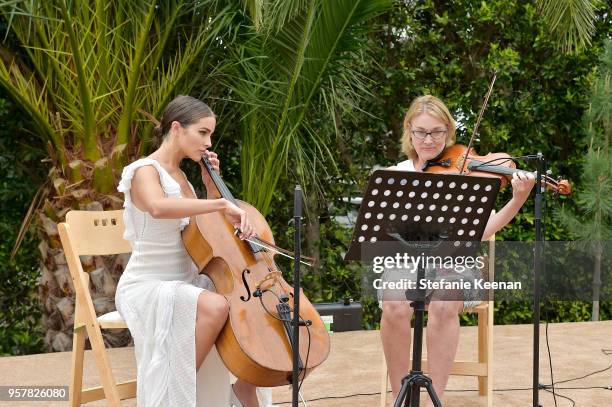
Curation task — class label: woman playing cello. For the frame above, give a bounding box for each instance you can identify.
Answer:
[115,95,267,406]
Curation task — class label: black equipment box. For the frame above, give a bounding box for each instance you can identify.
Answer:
[314,300,362,332]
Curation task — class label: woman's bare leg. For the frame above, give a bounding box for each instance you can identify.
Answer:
[422,300,463,407]
[195,291,229,370]
[380,300,414,399]
[232,380,259,407]
[194,291,259,406]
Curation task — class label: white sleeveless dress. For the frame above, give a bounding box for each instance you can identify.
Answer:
[115,158,272,407]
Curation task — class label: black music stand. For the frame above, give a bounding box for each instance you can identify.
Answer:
[346,170,500,406]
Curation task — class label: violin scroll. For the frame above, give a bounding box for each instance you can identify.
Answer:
[541,176,572,195]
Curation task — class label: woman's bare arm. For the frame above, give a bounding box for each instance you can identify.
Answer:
[130,165,229,219]
[482,171,535,240]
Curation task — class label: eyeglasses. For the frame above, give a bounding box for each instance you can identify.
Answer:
[411,128,447,141]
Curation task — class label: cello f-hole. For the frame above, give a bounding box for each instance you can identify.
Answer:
[240,269,252,302]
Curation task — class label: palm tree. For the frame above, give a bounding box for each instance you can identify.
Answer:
[1,0,394,351]
[537,0,599,54]
[0,0,237,351]
[213,0,393,301]
[219,0,393,215]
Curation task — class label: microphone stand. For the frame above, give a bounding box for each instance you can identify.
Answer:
[292,185,302,407]
[533,153,544,407]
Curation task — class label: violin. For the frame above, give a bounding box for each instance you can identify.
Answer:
[182,155,330,386]
[423,72,571,195]
[423,144,572,195]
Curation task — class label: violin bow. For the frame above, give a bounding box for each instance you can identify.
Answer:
[460,71,498,175]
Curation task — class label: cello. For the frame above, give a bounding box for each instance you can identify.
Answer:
[182,155,330,386]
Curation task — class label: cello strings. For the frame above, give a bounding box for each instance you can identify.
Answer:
[257,289,313,386]
[257,247,313,377]
[244,237,313,266]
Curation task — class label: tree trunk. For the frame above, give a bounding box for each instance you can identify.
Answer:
[591,241,602,321]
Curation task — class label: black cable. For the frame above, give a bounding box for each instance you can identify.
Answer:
[542,177,559,406]
[297,323,311,393]
[257,289,291,323]
[494,384,612,392]
[537,176,605,407]
[552,359,612,386]
[544,309,559,406]
[543,387,576,407]
[544,385,612,390]
[273,383,612,405]
[274,391,386,404]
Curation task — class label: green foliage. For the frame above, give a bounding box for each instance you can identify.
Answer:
[537,0,599,54]
[2,1,612,356]
[495,300,611,324]
[215,0,393,215]
[554,38,611,319]
[557,39,612,244]
[0,0,236,191]
[0,95,46,355]
[253,0,612,327]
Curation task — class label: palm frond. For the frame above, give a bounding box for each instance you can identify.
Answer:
[0,0,234,192]
[537,0,598,54]
[225,0,392,214]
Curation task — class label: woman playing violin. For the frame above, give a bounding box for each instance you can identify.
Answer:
[380,95,535,405]
[115,95,267,406]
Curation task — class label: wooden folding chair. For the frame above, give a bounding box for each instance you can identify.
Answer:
[58,210,135,406]
[380,233,496,407]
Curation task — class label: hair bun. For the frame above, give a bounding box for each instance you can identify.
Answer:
[152,123,163,146]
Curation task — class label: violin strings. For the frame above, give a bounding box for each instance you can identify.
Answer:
[469,155,560,186]
[481,156,562,188]
[470,156,517,168]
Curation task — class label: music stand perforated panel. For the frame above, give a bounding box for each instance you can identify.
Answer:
[345,170,500,261]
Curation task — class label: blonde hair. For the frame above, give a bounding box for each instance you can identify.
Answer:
[401,95,456,160]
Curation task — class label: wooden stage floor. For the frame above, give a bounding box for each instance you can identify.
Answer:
[0,321,610,406]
